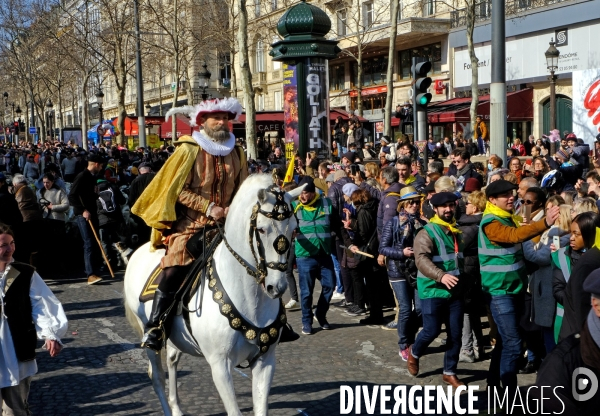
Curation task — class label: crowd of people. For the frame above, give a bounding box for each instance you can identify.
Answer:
[2,102,600,412]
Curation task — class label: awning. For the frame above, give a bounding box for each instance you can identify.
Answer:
[232,110,367,134]
[157,115,195,139]
[424,88,534,124]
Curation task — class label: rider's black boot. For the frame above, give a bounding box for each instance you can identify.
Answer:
[141,288,176,352]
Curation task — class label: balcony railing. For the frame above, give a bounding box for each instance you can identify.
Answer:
[451,0,569,28]
[252,72,267,88]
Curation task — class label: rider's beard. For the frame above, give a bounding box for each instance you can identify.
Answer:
[203,124,231,142]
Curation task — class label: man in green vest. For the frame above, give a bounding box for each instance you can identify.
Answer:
[407,192,467,387]
[292,177,351,335]
[478,179,560,389]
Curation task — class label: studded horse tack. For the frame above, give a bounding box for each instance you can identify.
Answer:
[207,258,286,365]
[217,185,294,284]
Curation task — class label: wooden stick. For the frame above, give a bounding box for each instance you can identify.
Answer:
[87,219,115,278]
[339,245,375,258]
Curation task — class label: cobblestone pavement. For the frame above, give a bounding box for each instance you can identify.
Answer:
[30,272,537,416]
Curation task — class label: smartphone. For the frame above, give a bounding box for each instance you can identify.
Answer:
[522,204,531,221]
[350,164,358,176]
[553,235,560,250]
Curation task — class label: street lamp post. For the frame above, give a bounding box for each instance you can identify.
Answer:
[198,62,212,101]
[15,105,21,145]
[545,38,560,154]
[46,99,54,141]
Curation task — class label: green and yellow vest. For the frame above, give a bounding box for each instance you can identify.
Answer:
[292,197,333,258]
[417,223,464,299]
[478,214,527,295]
[551,247,571,343]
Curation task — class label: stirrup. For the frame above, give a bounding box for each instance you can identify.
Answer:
[141,326,164,352]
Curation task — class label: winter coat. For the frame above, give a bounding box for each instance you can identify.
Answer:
[457,213,482,283]
[37,187,70,222]
[376,182,405,235]
[560,246,600,341]
[96,181,126,227]
[522,227,570,327]
[14,185,42,222]
[327,176,353,219]
[23,162,40,180]
[0,184,23,226]
[553,247,582,307]
[379,211,426,281]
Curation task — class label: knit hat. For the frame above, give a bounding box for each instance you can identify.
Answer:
[298,176,316,193]
[325,173,335,183]
[555,148,571,161]
[464,177,482,192]
[334,170,347,182]
[342,183,359,197]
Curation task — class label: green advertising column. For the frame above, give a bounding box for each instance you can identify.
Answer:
[270,0,340,161]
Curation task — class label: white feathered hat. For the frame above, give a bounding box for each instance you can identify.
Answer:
[165,97,243,127]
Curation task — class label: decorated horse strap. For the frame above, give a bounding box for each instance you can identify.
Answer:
[206,258,286,368]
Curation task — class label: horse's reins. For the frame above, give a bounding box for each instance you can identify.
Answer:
[216,185,293,285]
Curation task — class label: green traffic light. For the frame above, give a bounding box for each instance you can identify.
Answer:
[419,96,429,105]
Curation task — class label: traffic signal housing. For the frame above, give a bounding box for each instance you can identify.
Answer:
[412,61,432,108]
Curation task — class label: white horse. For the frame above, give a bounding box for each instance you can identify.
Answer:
[124,174,303,416]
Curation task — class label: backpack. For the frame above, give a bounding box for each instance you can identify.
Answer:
[97,186,117,214]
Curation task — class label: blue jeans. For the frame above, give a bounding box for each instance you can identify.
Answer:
[477,137,485,155]
[331,252,343,293]
[76,216,98,277]
[390,280,422,350]
[486,294,523,389]
[296,256,335,327]
[411,297,464,375]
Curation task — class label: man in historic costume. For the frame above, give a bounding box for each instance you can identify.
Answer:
[132,97,248,352]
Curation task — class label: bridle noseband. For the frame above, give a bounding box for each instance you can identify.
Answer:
[219,185,293,285]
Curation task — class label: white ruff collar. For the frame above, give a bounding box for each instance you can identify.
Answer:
[191,130,236,156]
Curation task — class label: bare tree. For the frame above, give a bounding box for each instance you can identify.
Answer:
[238,0,257,158]
[384,0,400,136]
[465,0,479,139]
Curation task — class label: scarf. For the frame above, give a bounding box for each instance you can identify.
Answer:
[457,164,471,178]
[483,201,522,227]
[404,175,416,185]
[191,130,235,156]
[294,193,320,213]
[593,227,600,249]
[430,214,461,234]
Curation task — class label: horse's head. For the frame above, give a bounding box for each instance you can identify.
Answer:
[226,174,304,299]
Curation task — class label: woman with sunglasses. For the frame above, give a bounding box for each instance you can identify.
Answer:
[378,186,426,360]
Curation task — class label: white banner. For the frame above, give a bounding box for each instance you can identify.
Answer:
[573,69,600,145]
[454,22,600,89]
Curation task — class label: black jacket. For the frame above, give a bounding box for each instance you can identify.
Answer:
[68,169,98,217]
[0,183,23,226]
[553,248,582,306]
[458,214,482,304]
[96,181,126,227]
[379,212,426,281]
[560,247,600,341]
[349,198,378,254]
[128,172,155,209]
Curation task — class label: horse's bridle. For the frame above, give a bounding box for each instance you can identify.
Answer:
[218,185,293,285]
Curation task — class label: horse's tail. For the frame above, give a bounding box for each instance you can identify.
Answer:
[123,277,144,338]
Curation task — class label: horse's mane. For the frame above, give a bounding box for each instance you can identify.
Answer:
[227,174,274,228]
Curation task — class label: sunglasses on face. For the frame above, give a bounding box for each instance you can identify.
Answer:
[407,200,419,206]
[523,199,536,205]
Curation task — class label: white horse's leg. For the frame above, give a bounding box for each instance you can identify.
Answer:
[146,349,172,416]
[208,357,243,416]
[166,343,184,416]
[251,348,276,416]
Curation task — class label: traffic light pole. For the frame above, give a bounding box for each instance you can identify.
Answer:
[412,57,431,165]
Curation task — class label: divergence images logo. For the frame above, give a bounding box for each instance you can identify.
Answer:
[555,29,568,46]
[572,367,598,402]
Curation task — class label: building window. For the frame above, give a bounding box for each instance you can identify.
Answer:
[337,9,347,36]
[518,0,532,10]
[363,2,374,28]
[274,90,282,110]
[350,55,388,87]
[257,94,265,111]
[423,0,435,16]
[329,64,345,91]
[477,0,491,18]
[397,1,403,21]
[271,0,277,12]
[255,0,261,17]
[219,52,231,88]
[255,39,265,72]
[397,43,443,80]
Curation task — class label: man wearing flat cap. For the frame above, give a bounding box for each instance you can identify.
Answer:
[478,179,560,390]
[133,98,247,351]
[408,192,467,387]
[292,176,351,335]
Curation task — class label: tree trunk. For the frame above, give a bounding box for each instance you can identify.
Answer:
[82,86,89,150]
[172,0,179,140]
[238,0,256,159]
[466,0,479,142]
[116,47,127,145]
[355,1,363,117]
[384,0,400,136]
[230,48,237,98]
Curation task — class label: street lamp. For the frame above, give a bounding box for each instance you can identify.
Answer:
[96,88,104,124]
[15,105,21,144]
[46,99,54,141]
[198,62,212,101]
[545,38,560,153]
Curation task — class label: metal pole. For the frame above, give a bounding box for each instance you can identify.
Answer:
[549,72,556,130]
[134,0,146,148]
[490,0,507,167]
